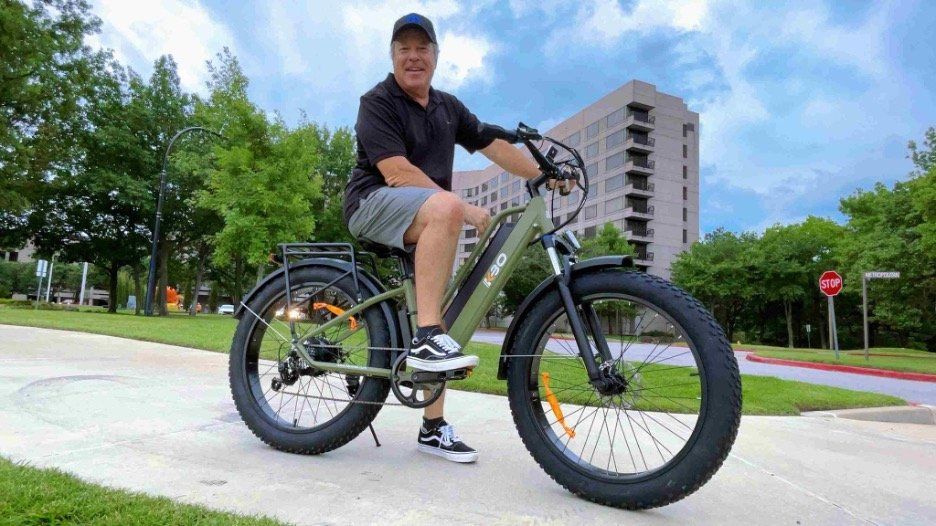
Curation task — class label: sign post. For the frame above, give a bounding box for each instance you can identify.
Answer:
[862,271,900,361]
[819,270,843,359]
[805,324,812,348]
[78,262,89,306]
[34,259,49,310]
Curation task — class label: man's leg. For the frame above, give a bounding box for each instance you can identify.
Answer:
[402,191,463,326]
[402,192,461,420]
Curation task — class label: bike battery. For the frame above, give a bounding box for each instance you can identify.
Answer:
[443,222,515,328]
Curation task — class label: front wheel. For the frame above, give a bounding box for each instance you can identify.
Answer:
[506,269,741,509]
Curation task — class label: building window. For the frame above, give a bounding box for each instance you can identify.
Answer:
[605,196,624,213]
[605,173,624,192]
[683,186,688,200]
[683,165,688,179]
[481,196,487,205]
[605,152,625,171]
[481,183,488,192]
[500,172,509,184]
[584,205,597,220]
[683,144,688,158]
[586,121,599,139]
[566,131,581,147]
[500,187,507,199]
[8,251,18,262]
[586,163,598,178]
[500,202,508,211]
[566,212,578,223]
[490,192,496,202]
[512,180,520,193]
[490,207,497,215]
[605,129,625,150]
[488,176,498,187]
[683,229,688,243]
[585,142,599,159]
[464,243,476,252]
[566,190,580,206]
[683,207,688,221]
[583,225,597,238]
[511,197,519,206]
[683,123,695,137]
[466,228,477,238]
[606,108,625,128]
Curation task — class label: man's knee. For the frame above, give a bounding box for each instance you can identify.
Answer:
[422,191,464,228]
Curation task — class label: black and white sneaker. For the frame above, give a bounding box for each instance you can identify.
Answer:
[417,421,478,463]
[407,329,479,372]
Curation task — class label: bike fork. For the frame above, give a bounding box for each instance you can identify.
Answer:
[544,236,611,382]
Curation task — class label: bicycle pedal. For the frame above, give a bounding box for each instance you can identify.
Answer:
[411,368,471,383]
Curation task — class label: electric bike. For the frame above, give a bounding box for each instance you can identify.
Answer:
[229,123,742,509]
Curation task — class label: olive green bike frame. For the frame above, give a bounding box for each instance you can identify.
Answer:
[284,195,553,380]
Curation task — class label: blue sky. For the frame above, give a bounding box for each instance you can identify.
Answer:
[87,0,936,234]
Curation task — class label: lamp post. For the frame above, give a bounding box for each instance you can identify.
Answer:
[144,126,224,316]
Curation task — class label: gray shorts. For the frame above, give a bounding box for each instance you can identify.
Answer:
[347,186,439,251]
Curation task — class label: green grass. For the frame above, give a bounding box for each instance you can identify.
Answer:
[0,307,907,415]
[737,344,936,375]
[0,457,285,526]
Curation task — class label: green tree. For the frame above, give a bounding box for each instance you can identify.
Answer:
[0,0,102,219]
[671,229,759,341]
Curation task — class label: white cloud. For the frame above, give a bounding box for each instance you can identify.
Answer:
[551,0,708,48]
[435,32,494,90]
[90,0,237,93]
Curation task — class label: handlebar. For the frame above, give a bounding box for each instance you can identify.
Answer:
[480,121,589,236]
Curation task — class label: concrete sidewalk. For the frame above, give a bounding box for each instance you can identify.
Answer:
[2,325,935,525]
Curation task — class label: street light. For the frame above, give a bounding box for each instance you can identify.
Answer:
[144,126,225,316]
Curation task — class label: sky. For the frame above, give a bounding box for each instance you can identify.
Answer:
[86,0,936,234]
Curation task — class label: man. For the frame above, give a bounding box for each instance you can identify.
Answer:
[343,13,546,463]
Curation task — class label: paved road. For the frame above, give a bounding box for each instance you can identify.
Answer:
[470,329,936,405]
[2,325,935,525]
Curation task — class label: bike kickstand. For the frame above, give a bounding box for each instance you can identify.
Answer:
[368,423,381,447]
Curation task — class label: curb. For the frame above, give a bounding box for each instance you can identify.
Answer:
[746,353,936,383]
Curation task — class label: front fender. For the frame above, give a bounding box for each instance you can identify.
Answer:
[495,255,633,379]
[234,258,403,352]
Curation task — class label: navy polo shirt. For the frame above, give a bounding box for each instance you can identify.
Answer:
[342,73,494,223]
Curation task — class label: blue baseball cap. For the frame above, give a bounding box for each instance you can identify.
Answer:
[391,13,437,44]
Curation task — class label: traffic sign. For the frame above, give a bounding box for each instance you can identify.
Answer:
[864,271,899,279]
[819,270,843,297]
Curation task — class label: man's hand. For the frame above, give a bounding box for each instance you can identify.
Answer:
[547,177,578,195]
[463,204,491,233]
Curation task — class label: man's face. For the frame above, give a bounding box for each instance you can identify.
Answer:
[391,28,436,94]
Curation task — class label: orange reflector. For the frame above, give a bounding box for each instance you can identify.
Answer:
[541,372,575,439]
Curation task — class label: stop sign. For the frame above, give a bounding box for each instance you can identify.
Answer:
[819,270,843,296]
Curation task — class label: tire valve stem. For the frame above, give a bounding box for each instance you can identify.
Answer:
[541,372,575,439]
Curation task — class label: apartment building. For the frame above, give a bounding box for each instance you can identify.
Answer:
[452,80,699,279]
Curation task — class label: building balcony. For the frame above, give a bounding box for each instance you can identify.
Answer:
[623,204,654,221]
[625,228,654,244]
[633,250,654,266]
[625,135,655,154]
[623,181,654,198]
[625,112,655,132]
[625,158,655,175]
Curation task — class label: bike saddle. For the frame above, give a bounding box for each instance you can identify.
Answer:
[357,239,411,260]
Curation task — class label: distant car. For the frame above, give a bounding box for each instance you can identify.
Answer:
[218,304,235,315]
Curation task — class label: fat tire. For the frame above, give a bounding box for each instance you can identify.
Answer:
[229,265,392,455]
[506,269,741,509]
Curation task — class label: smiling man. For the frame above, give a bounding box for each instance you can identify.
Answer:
[342,13,542,463]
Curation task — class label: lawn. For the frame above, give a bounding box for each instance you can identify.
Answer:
[0,307,907,415]
[738,344,936,375]
[0,457,284,526]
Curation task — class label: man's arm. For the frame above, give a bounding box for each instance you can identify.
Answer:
[479,139,540,179]
[375,156,444,189]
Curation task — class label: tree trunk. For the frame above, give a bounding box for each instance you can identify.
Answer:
[233,256,244,306]
[132,265,142,315]
[156,238,169,316]
[189,250,205,316]
[255,262,265,285]
[107,264,119,313]
[819,317,828,350]
[784,300,794,348]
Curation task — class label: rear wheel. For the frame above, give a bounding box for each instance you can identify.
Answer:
[229,265,392,454]
[506,269,741,509]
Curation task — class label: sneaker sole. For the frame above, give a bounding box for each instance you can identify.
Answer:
[417,443,478,463]
[406,355,479,372]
